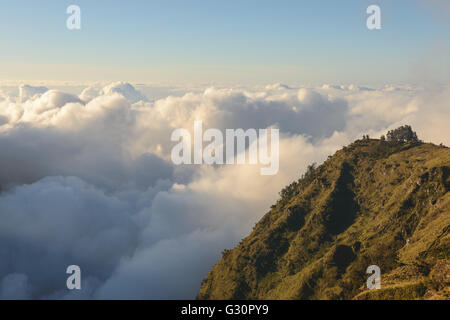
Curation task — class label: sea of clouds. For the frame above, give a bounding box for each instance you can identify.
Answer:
[0,81,448,299]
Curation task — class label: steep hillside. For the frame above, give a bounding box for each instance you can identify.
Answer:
[198,139,450,300]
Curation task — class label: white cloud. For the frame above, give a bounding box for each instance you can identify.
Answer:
[19,84,48,103]
[0,81,448,299]
[100,82,147,104]
[79,86,100,103]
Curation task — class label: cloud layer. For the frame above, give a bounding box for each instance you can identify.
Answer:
[0,81,448,299]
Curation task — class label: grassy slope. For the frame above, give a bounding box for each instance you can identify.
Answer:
[198,140,450,300]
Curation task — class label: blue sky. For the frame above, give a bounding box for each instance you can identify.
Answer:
[0,0,448,84]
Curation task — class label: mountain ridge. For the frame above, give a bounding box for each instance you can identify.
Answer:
[198,137,450,300]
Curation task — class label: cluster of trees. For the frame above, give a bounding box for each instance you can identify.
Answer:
[278,163,317,200]
[380,125,419,143]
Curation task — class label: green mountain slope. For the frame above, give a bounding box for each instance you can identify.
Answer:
[198,139,450,300]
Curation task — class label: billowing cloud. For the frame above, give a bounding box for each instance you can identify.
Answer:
[0,81,448,299]
[19,84,48,103]
[100,82,148,104]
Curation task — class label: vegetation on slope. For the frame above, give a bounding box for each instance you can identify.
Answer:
[198,129,450,300]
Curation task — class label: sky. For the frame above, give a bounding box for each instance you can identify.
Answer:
[0,0,449,84]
